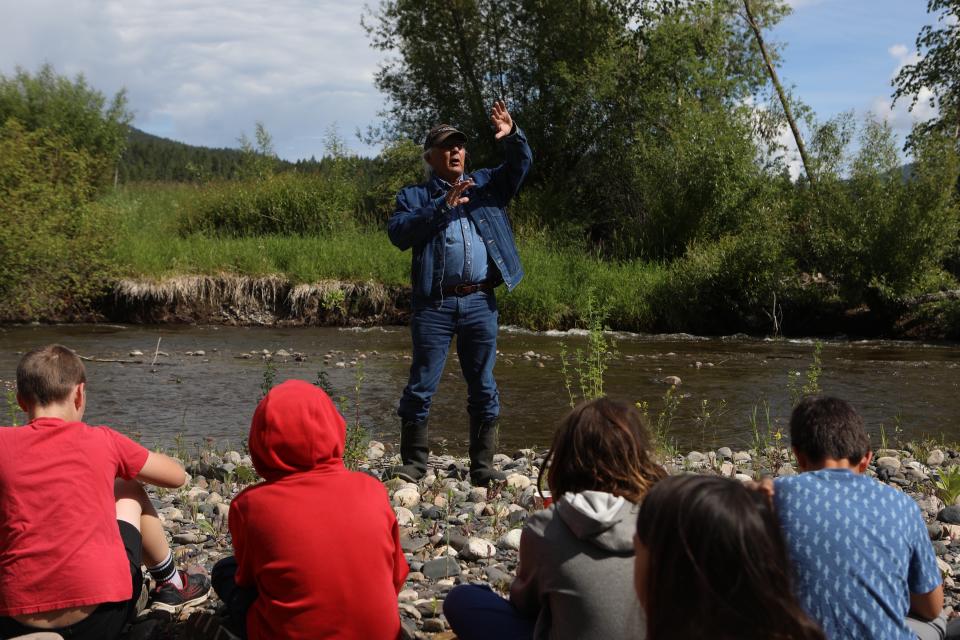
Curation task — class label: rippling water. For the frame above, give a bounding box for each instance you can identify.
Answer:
[1,324,959,453]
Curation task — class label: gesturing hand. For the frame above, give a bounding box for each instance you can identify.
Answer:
[490,100,513,140]
[445,179,475,208]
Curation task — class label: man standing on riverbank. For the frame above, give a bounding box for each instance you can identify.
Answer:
[386,101,532,486]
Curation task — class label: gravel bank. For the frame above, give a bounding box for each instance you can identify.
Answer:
[121,441,960,639]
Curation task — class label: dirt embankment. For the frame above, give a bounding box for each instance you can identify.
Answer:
[104,275,412,326]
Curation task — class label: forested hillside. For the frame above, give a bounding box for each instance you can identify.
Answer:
[119,127,257,182]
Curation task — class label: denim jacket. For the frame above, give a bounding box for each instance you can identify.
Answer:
[387,127,532,303]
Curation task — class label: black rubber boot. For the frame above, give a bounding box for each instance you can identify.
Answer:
[469,417,507,486]
[386,419,429,482]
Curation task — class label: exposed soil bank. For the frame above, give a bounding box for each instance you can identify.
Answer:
[104,276,412,326]
[8,274,957,340]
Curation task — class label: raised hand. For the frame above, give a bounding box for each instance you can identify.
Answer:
[445,178,475,207]
[490,100,513,140]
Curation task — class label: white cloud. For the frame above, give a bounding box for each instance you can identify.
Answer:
[0,0,387,158]
[871,87,937,132]
[888,43,909,59]
[872,43,938,137]
[888,42,923,80]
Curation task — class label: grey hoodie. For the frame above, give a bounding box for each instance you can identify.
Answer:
[510,491,645,640]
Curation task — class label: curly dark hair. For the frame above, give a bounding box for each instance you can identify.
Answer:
[538,397,666,503]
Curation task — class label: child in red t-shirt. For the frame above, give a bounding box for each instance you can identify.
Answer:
[207,379,409,640]
[0,344,211,640]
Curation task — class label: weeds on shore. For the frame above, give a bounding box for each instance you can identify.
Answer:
[639,385,683,459]
[787,341,823,406]
[879,415,906,453]
[934,466,960,506]
[315,364,368,470]
[259,359,277,400]
[344,363,369,470]
[558,296,614,407]
[3,381,20,426]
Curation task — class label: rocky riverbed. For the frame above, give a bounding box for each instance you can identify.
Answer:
[120,441,960,639]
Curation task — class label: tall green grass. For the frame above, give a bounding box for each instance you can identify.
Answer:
[106,184,408,284]
[100,183,773,332]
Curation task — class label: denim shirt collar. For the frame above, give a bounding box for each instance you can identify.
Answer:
[428,173,466,198]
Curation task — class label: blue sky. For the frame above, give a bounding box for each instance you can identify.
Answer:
[0,0,941,160]
[773,0,934,134]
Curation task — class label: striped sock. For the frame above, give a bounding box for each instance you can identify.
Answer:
[147,551,183,589]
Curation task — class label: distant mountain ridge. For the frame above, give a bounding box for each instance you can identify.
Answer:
[120,126,300,182]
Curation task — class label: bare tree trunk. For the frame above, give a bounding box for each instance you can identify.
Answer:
[742,0,816,186]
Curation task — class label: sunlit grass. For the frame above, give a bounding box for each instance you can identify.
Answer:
[102,182,666,330]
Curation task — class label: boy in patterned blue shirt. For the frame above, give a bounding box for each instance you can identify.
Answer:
[775,397,951,640]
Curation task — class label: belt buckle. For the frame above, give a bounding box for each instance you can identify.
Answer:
[454,283,470,296]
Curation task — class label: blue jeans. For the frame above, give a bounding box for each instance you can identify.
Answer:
[443,584,535,640]
[398,290,500,423]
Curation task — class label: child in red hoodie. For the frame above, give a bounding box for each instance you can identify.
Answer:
[210,379,408,640]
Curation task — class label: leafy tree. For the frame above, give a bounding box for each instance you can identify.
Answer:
[0,64,131,190]
[365,0,792,258]
[0,119,115,319]
[794,116,960,307]
[892,0,960,146]
[238,121,280,180]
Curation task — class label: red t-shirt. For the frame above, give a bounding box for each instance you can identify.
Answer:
[0,418,149,615]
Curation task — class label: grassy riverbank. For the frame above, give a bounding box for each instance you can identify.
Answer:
[103,183,670,331]
[6,176,959,337]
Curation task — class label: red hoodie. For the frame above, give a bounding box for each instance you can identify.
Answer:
[229,380,408,640]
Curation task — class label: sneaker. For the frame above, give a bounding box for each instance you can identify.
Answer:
[183,612,241,640]
[150,569,211,613]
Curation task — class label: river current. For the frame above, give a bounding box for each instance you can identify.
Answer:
[1,324,958,453]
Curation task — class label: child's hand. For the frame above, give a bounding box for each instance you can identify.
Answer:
[744,477,775,505]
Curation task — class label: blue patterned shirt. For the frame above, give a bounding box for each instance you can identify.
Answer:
[435,176,489,287]
[775,469,941,640]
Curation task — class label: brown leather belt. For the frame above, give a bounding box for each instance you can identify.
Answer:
[441,282,494,296]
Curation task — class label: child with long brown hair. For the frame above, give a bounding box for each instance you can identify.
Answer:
[634,474,825,640]
[444,397,666,640]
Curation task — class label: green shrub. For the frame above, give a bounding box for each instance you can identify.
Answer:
[499,241,663,331]
[0,64,130,192]
[178,172,359,237]
[797,117,960,308]
[357,138,423,226]
[0,119,116,319]
[654,221,791,334]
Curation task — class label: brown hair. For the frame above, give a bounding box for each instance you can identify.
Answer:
[16,344,86,407]
[539,397,666,503]
[636,475,825,640]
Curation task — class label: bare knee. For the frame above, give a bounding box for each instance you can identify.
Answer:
[115,479,153,528]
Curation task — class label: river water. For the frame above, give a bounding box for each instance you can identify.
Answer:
[2,324,959,454]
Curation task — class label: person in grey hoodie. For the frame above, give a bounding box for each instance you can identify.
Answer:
[443,398,666,640]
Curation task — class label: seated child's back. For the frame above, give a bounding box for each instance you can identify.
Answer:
[0,348,148,617]
[0,414,147,615]
[229,380,408,640]
[775,397,943,640]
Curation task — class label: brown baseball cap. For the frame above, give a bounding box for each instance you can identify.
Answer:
[423,124,467,150]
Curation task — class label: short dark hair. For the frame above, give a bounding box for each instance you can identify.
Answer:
[540,397,665,503]
[636,475,825,640]
[789,396,870,465]
[16,344,86,407]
